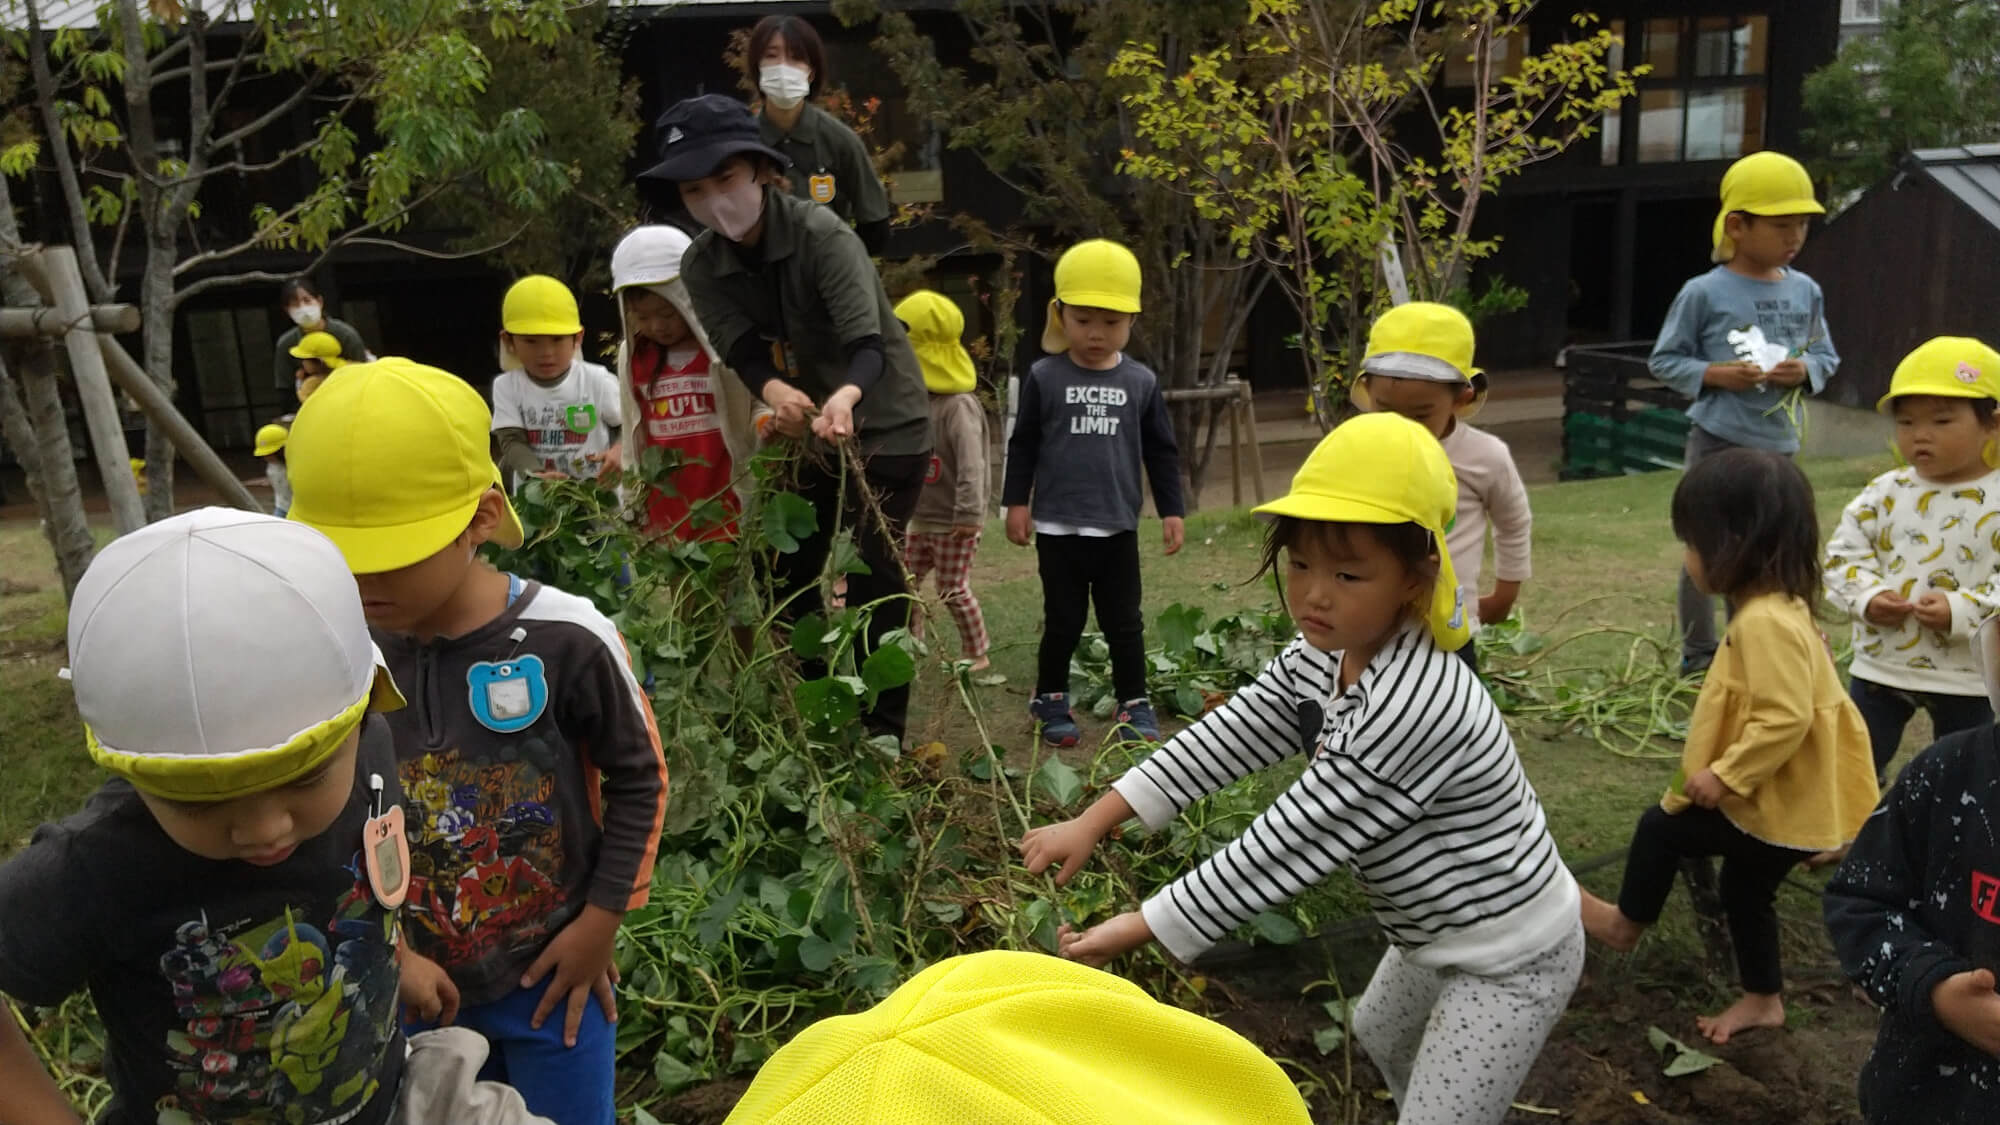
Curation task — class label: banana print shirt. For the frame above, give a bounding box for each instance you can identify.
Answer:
[1824,465,2000,696]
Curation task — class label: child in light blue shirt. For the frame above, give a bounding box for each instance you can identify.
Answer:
[1650,151,1839,673]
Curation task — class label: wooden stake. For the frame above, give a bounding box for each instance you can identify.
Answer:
[97,333,261,513]
[0,304,140,337]
[23,246,144,534]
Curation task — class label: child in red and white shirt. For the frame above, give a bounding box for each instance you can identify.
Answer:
[611,225,767,542]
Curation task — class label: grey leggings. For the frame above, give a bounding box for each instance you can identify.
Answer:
[1352,921,1585,1125]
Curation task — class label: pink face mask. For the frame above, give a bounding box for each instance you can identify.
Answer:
[687,179,766,243]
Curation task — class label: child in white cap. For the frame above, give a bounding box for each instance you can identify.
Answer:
[0,509,549,1125]
[1650,150,1839,675]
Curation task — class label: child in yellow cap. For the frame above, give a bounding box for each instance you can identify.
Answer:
[1355,301,1531,676]
[723,950,1312,1123]
[0,508,551,1125]
[290,329,353,403]
[897,289,992,671]
[254,415,293,517]
[492,275,625,487]
[1021,413,1582,1125]
[1650,150,1838,674]
[1582,449,1875,1046]
[1002,239,1186,744]
[1823,336,2000,782]
[286,359,668,1125]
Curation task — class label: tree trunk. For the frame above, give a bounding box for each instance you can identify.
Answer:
[140,234,178,521]
[0,347,96,597]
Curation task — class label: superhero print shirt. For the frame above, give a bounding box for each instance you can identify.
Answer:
[375,579,667,1006]
[0,718,405,1125]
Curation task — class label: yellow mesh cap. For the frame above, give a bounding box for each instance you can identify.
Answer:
[1254,412,1472,651]
[895,290,977,394]
[285,357,524,574]
[1712,151,1823,263]
[724,951,1311,1125]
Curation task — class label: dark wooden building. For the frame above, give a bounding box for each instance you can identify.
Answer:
[1794,145,2000,410]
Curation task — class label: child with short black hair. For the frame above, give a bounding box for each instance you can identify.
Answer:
[0,508,548,1125]
[1825,618,2000,1122]
[1002,240,1186,745]
[1022,413,1579,1125]
[492,276,625,487]
[1824,336,2000,782]
[1582,449,1878,1044]
[1354,302,1531,676]
[1651,151,1840,674]
[287,358,668,1125]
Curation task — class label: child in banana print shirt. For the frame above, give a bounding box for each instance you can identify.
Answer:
[1824,337,2000,783]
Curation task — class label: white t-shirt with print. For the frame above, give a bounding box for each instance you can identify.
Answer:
[491,358,623,478]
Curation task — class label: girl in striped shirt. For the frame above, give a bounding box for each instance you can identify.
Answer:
[1020,412,1582,1125]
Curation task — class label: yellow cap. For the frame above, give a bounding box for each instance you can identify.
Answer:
[285,358,524,575]
[288,330,350,368]
[723,950,1312,1125]
[1253,412,1472,652]
[1351,301,1487,420]
[502,274,584,336]
[894,290,977,394]
[1042,239,1142,354]
[253,423,289,457]
[1712,151,1824,263]
[1878,336,2000,413]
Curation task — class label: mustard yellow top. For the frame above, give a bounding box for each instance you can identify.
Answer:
[1662,593,1879,850]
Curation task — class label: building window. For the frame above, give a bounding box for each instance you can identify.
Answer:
[1843,0,1885,22]
[1602,15,1768,166]
[1442,27,1527,87]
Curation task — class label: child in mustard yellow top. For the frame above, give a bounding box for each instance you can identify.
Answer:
[1581,448,1877,1045]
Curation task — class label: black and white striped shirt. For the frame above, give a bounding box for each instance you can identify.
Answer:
[1116,623,1578,971]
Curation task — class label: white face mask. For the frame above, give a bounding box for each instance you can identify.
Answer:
[687,179,766,243]
[759,63,811,110]
[288,302,322,327]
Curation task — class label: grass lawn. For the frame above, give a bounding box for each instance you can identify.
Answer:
[0,452,1910,1121]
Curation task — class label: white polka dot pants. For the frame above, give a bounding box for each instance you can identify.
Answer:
[1351,919,1584,1125]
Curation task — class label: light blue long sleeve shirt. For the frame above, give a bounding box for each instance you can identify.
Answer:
[1647,265,1839,453]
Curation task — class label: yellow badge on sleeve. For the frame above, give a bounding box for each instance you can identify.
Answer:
[809,172,836,204]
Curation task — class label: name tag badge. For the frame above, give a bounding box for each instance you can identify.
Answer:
[809,172,836,204]
[364,773,411,909]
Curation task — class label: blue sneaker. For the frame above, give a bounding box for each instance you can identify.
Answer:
[1116,698,1161,742]
[1030,693,1081,747]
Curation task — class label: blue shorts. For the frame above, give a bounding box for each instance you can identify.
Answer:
[407,983,614,1125]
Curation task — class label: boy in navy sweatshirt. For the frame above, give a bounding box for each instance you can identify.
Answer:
[1003,239,1185,746]
[1825,619,2000,1122]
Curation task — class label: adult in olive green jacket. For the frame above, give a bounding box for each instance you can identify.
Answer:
[639,93,931,742]
[744,15,893,253]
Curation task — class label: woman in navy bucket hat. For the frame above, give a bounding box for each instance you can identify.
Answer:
[639,95,933,743]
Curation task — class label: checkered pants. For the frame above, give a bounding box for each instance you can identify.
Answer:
[906,530,989,659]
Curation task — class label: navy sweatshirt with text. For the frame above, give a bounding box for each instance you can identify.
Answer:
[1001,353,1185,531]
[1825,721,2000,1122]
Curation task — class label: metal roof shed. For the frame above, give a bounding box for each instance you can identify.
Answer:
[1798,144,2000,410]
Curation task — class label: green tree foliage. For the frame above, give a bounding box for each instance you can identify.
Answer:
[0,0,601,516]
[1117,0,1634,416]
[831,0,1276,500]
[1802,0,2000,201]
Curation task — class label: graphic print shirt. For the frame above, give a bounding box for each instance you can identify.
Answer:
[491,358,624,479]
[0,719,406,1125]
[999,353,1186,533]
[1647,265,1840,453]
[630,340,738,541]
[375,579,668,1005]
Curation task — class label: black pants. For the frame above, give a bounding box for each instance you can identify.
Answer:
[1849,676,1993,781]
[770,449,927,739]
[1035,531,1146,701]
[1616,804,1812,995]
[1456,640,1480,677]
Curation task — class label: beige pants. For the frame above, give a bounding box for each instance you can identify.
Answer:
[392,1027,554,1124]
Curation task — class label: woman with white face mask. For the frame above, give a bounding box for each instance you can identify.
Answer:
[744,15,892,255]
[271,276,374,394]
[639,93,931,745]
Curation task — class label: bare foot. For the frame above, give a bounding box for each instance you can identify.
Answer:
[1579,889,1644,952]
[968,656,992,672]
[1696,992,1785,1045]
[1804,844,1850,869]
